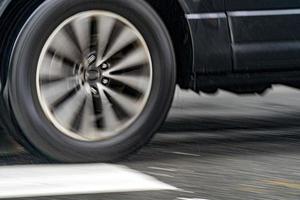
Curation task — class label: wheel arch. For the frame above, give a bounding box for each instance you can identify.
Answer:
[145,0,194,88]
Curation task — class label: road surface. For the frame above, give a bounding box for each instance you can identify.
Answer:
[1,86,300,200]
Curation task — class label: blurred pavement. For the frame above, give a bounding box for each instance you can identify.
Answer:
[1,85,300,200]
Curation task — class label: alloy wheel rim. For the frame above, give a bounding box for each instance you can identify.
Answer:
[36,11,153,141]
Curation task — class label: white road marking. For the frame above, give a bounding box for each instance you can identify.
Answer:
[0,164,177,199]
[148,167,178,172]
[177,198,209,200]
[171,152,201,157]
[144,171,175,178]
[178,190,196,194]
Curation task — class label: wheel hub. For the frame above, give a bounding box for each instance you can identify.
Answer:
[85,68,101,82]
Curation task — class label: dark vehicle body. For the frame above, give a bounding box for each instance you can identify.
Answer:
[0,0,300,162]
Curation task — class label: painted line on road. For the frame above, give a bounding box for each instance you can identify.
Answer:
[143,171,175,178]
[148,166,178,172]
[177,198,210,200]
[0,164,177,199]
[171,152,201,157]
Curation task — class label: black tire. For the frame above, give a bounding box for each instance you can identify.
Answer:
[8,0,176,162]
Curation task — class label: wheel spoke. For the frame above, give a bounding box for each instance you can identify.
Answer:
[70,97,87,132]
[51,87,86,131]
[78,91,100,139]
[100,83,138,117]
[91,85,104,129]
[51,84,81,110]
[106,74,150,93]
[97,89,120,131]
[40,75,72,85]
[40,77,78,104]
[90,17,99,52]
[47,48,77,69]
[49,30,82,63]
[96,16,116,60]
[100,26,138,65]
[107,46,148,75]
[108,79,143,99]
[39,54,75,79]
[66,16,91,54]
[102,89,131,121]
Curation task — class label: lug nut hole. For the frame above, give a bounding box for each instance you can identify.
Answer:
[100,63,109,70]
[102,78,109,85]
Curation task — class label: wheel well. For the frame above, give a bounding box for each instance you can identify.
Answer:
[145,0,193,88]
[0,0,193,89]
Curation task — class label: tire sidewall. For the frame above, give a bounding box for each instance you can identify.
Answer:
[9,0,176,162]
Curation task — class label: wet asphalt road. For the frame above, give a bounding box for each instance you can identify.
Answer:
[1,86,300,200]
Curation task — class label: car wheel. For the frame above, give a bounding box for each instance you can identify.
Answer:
[8,0,176,162]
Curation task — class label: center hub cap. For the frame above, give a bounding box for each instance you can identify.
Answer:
[85,69,100,82]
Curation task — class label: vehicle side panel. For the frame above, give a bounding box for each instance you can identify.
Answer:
[227,0,300,11]
[179,0,232,73]
[187,14,232,73]
[227,1,300,71]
